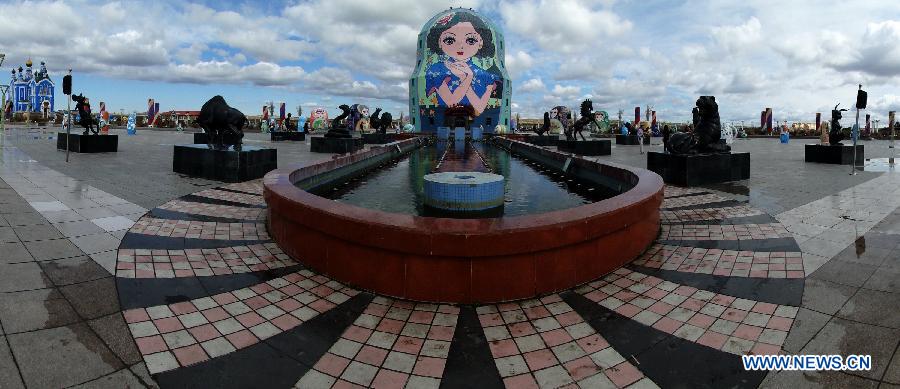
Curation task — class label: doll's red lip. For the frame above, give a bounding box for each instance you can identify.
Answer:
[457,51,464,55]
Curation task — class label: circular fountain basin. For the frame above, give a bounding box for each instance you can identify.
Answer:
[423,172,504,212]
[264,138,663,303]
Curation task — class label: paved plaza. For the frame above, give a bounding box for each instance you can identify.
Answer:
[0,126,899,388]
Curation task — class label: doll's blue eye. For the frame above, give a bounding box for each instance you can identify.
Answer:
[466,37,478,45]
[442,37,455,45]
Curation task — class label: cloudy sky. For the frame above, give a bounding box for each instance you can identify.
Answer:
[2,0,900,123]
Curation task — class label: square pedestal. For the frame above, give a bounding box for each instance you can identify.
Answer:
[526,135,559,146]
[804,144,864,165]
[194,132,243,145]
[362,133,390,144]
[647,151,750,186]
[57,133,118,153]
[616,134,650,145]
[310,136,365,153]
[270,132,306,141]
[173,144,277,182]
[557,140,611,156]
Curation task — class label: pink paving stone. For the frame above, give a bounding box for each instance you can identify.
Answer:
[605,362,643,387]
[687,313,716,329]
[438,305,460,315]
[749,270,768,278]
[365,304,390,316]
[135,270,154,278]
[272,314,302,331]
[652,317,683,334]
[394,336,425,355]
[613,290,638,302]
[274,298,303,313]
[497,302,519,312]
[315,353,352,377]
[371,369,409,389]
[711,294,736,306]
[174,270,195,277]
[584,290,609,303]
[786,271,805,278]
[412,356,446,378]
[309,299,336,313]
[154,263,173,270]
[721,308,749,323]
[154,317,185,334]
[540,294,563,304]
[479,313,505,327]
[123,309,150,324]
[427,326,455,341]
[524,349,558,371]
[225,329,259,349]
[648,301,675,316]
[212,292,238,305]
[393,300,416,309]
[235,312,266,328]
[409,311,435,324]
[243,296,270,310]
[278,284,304,296]
[117,262,135,270]
[576,334,610,354]
[713,268,732,276]
[733,262,751,270]
[283,273,304,283]
[376,319,405,334]
[767,316,793,331]
[188,324,221,343]
[202,307,229,323]
[173,344,209,367]
[752,302,778,315]
[696,330,728,350]
[356,345,389,366]
[751,342,782,355]
[640,277,663,288]
[769,264,786,271]
[673,285,698,296]
[540,329,574,348]
[344,325,374,343]
[680,298,706,311]
[614,304,642,318]
[311,285,335,297]
[644,287,668,300]
[489,339,520,358]
[524,306,552,320]
[612,278,636,288]
[503,374,540,389]
[733,324,764,341]
[564,356,602,381]
[135,335,168,355]
[509,322,537,337]
[555,311,582,327]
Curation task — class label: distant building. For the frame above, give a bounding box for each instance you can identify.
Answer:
[8,59,55,115]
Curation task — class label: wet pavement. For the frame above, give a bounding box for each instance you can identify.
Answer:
[0,126,898,388]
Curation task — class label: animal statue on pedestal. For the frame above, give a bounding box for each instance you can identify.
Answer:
[325,105,352,138]
[72,94,99,135]
[666,96,731,154]
[569,99,601,141]
[368,108,382,133]
[196,96,247,150]
[536,112,550,137]
[829,104,848,145]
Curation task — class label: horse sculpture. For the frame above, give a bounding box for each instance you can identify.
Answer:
[196,96,247,150]
[324,105,352,138]
[536,112,551,137]
[72,94,99,135]
[569,100,601,141]
[829,104,848,145]
[666,96,731,154]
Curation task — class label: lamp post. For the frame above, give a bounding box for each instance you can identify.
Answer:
[0,53,7,137]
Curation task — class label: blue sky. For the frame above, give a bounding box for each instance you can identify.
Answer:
[2,0,900,124]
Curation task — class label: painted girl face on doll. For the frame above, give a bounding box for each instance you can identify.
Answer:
[439,22,483,62]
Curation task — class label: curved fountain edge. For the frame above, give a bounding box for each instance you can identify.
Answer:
[263,137,664,303]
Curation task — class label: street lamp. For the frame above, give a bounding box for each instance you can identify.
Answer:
[0,53,8,135]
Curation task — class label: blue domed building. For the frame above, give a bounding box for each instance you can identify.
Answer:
[8,59,55,115]
[409,8,511,133]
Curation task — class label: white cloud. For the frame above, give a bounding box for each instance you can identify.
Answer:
[519,78,545,92]
[500,0,632,53]
[711,17,762,53]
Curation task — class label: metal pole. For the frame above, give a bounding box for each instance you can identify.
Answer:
[66,69,71,163]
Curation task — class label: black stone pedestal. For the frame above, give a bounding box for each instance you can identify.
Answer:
[647,151,750,186]
[310,136,365,153]
[270,132,306,141]
[194,132,244,145]
[616,134,650,145]
[173,144,277,182]
[526,135,559,146]
[557,140,611,156]
[804,144,864,165]
[362,133,390,144]
[57,133,118,153]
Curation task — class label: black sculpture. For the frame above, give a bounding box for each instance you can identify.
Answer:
[196,95,247,150]
[662,124,672,152]
[376,112,393,135]
[536,112,550,137]
[324,104,352,138]
[369,108,382,133]
[569,100,599,141]
[829,104,848,145]
[72,94,99,135]
[666,96,730,154]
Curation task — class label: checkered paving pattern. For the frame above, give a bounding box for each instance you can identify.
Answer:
[116,244,297,278]
[662,186,708,198]
[295,298,461,388]
[632,244,804,278]
[659,223,792,241]
[124,269,357,374]
[157,200,265,221]
[221,180,264,195]
[478,295,657,389]
[129,216,270,240]
[577,268,797,356]
[660,206,764,223]
[191,188,265,206]
[661,193,730,209]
